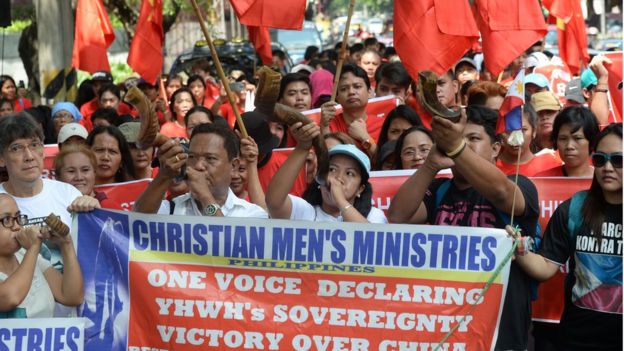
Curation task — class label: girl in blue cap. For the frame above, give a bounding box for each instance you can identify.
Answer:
[266,122,387,223]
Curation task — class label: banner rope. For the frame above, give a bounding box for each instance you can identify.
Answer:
[433,238,519,350]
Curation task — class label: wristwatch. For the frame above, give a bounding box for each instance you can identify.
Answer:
[362,138,374,150]
[202,203,221,216]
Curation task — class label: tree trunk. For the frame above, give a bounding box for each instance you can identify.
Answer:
[18,22,41,105]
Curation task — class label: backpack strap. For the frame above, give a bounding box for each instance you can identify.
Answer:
[435,179,452,208]
[567,191,588,244]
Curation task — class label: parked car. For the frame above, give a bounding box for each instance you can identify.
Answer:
[169,39,259,80]
[270,21,323,64]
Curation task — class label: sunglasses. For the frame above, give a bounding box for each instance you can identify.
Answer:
[591,152,623,168]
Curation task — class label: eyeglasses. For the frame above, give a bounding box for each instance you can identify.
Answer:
[0,214,28,228]
[53,112,74,122]
[591,152,623,168]
[7,141,44,155]
[401,148,431,159]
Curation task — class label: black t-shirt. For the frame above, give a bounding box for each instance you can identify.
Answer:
[539,198,623,350]
[424,175,539,351]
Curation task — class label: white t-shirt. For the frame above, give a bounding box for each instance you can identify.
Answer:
[288,195,388,223]
[0,179,82,270]
[170,188,268,218]
[0,249,55,318]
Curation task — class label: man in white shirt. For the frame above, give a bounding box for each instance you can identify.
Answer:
[134,123,267,218]
[0,113,99,270]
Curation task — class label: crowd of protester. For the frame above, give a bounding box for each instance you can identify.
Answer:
[0,35,621,350]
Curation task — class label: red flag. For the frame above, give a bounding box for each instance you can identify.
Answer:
[247,26,272,65]
[71,0,116,73]
[127,0,164,84]
[474,0,547,76]
[604,51,623,123]
[230,0,306,30]
[394,0,479,77]
[547,0,589,75]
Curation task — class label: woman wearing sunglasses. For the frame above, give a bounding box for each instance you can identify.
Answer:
[0,194,84,318]
[513,123,622,350]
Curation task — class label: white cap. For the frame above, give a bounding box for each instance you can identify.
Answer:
[58,123,88,144]
[525,52,549,68]
[291,64,314,74]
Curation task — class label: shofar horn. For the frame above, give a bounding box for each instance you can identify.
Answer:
[124,86,169,148]
[254,66,282,120]
[417,70,461,122]
[273,103,329,181]
[44,213,69,237]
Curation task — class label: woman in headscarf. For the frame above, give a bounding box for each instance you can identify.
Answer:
[51,102,83,142]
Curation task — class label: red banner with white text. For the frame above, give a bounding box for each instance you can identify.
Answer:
[368,170,592,323]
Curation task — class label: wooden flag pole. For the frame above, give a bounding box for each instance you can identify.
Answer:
[189,0,248,138]
[330,0,356,102]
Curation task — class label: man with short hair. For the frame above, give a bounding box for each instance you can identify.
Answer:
[272,49,288,75]
[0,113,99,270]
[374,62,412,102]
[389,106,539,351]
[358,49,382,88]
[79,71,136,131]
[364,37,379,51]
[321,64,384,156]
[348,43,365,65]
[134,123,268,218]
[278,73,312,112]
[436,70,460,108]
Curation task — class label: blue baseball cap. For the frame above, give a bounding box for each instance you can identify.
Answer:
[580,69,598,89]
[525,73,550,89]
[328,144,371,176]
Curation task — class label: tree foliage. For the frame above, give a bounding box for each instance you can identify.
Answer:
[104,0,183,40]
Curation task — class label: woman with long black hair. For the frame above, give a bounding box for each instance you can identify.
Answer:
[86,125,136,185]
[515,123,622,350]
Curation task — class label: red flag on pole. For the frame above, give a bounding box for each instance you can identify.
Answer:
[127,0,164,84]
[71,0,116,73]
[247,26,273,65]
[604,51,623,123]
[230,0,306,30]
[394,0,479,77]
[547,0,589,75]
[474,0,548,76]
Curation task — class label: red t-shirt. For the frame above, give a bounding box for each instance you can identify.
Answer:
[258,151,308,197]
[218,102,245,129]
[496,152,563,177]
[202,96,216,109]
[160,121,188,139]
[13,98,32,112]
[79,98,137,131]
[329,112,385,151]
